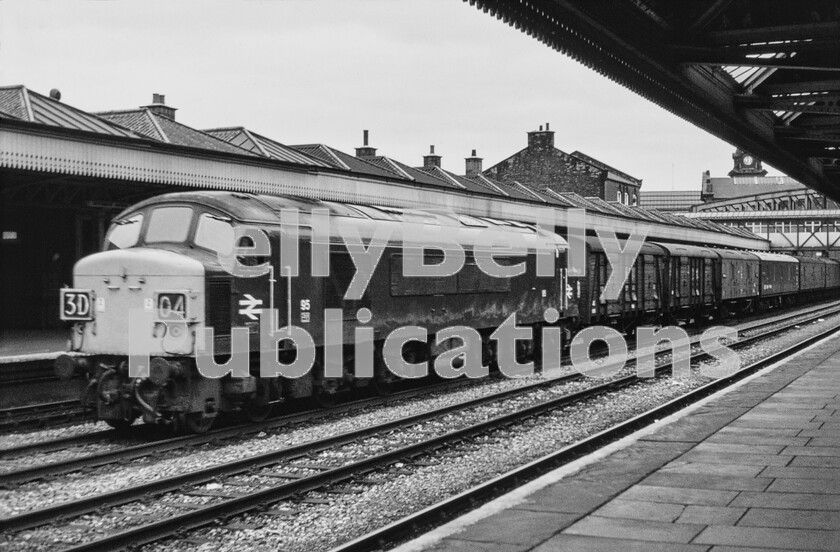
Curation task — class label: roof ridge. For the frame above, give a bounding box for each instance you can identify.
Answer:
[10,87,148,139]
[203,126,246,132]
[300,144,351,171]
[152,113,255,155]
[20,87,34,121]
[430,167,466,189]
[540,188,574,206]
[241,127,269,157]
[512,181,546,202]
[320,145,352,170]
[94,108,147,115]
[369,156,413,180]
[144,108,169,143]
[470,174,509,196]
[414,166,462,189]
[385,157,416,180]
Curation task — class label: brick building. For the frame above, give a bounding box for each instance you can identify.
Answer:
[483,124,642,205]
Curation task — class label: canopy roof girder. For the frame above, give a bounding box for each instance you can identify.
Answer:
[467,0,840,203]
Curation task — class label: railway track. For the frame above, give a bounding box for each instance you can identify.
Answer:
[0,358,56,386]
[2,298,836,438]
[2,303,838,550]
[4,300,837,484]
[0,378,479,483]
[3,296,836,442]
[0,355,89,431]
[0,400,87,433]
[333,320,840,552]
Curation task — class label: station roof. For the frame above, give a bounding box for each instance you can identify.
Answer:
[584,197,631,217]
[639,191,703,212]
[204,127,332,168]
[0,84,769,249]
[685,210,840,220]
[96,108,252,156]
[414,165,504,196]
[0,85,144,139]
[468,174,550,202]
[291,144,402,179]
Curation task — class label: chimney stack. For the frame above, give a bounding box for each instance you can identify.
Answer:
[143,93,177,120]
[423,145,441,169]
[527,122,554,150]
[465,149,483,177]
[355,129,377,158]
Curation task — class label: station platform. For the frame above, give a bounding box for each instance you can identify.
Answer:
[399,331,840,552]
[0,329,68,363]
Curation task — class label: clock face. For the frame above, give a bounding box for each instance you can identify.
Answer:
[743,155,754,166]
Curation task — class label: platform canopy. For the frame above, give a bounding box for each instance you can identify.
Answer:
[468,0,840,203]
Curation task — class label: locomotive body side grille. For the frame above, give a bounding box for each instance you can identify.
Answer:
[207,280,232,336]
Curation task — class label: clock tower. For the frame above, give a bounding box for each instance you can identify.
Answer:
[729,148,767,177]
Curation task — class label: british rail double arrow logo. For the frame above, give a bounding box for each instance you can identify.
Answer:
[238,294,263,320]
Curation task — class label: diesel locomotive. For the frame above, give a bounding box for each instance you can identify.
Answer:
[56,192,573,432]
[56,191,840,433]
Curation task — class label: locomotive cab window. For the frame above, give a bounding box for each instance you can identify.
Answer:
[105,213,143,249]
[235,233,270,266]
[145,206,193,244]
[195,213,234,255]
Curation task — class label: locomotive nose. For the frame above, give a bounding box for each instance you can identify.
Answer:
[70,248,206,355]
[76,248,205,280]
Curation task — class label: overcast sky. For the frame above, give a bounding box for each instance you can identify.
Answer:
[0,0,784,191]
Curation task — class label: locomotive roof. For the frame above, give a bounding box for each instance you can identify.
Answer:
[118,191,570,253]
[120,191,326,223]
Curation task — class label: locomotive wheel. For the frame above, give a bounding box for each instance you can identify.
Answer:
[372,374,395,396]
[312,386,338,408]
[105,415,137,431]
[177,412,215,434]
[244,401,273,422]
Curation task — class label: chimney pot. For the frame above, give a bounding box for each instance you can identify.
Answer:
[527,124,555,149]
[423,144,441,169]
[153,93,165,104]
[355,129,377,158]
[49,89,61,101]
